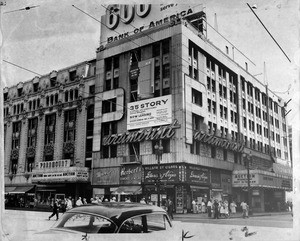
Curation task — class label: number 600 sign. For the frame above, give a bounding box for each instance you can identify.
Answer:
[106,4,151,30]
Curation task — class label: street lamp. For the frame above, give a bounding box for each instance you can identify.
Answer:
[154,142,163,206]
[243,152,253,215]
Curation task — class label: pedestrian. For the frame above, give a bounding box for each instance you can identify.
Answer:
[230,201,237,214]
[140,198,146,204]
[224,201,229,218]
[83,198,87,205]
[125,197,131,202]
[201,200,206,213]
[66,196,73,211]
[240,201,248,218]
[76,197,83,206]
[213,200,219,219]
[91,197,98,204]
[166,198,174,219]
[192,199,197,214]
[111,196,116,202]
[207,199,212,217]
[95,196,102,203]
[48,199,59,220]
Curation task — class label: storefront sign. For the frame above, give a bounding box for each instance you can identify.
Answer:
[32,171,89,183]
[193,131,244,152]
[232,173,259,186]
[100,4,198,46]
[120,165,142,185]
[127,95,172,130]
[143,164,183,184]
[186,165,209,184]
[92,167,119,185]
[103,119,180,146]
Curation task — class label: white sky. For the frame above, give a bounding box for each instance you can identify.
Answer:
[1,0,299,126]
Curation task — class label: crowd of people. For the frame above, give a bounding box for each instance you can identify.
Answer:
[191,199,245,219]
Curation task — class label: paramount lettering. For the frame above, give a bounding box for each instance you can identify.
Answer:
[193,131,244,153]
[102,120,180,146]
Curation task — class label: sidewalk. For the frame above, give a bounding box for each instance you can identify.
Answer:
[173,211,291,219]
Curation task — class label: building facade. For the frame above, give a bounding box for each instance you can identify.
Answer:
[91,4,292,213]
[3,4,292,213]
[4,59,96,208]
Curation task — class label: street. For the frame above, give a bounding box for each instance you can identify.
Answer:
[1,209,296,241]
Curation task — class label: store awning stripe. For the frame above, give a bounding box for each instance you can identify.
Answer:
[7,186,35,194]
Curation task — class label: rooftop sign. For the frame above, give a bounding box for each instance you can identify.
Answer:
[100,4,203,47]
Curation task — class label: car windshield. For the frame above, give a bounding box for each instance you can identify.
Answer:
[54,212,117,233]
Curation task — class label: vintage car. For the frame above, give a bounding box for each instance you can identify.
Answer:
[35,202,188,241]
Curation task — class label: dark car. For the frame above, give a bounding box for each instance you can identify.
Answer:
[35,202,183,241]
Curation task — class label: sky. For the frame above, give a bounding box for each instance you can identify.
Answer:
[1,0,299,127]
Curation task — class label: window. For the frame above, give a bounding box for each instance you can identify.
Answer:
[192,89,202,106]
[69,70,77,81]
[269,98,273,110]
[102,122,118,136]
[58,213,117,233]
[85,138,93,158]
[212,101,216,114]
[89,85,95,95]
[18,88,23,97]
[102,98,116,114]
[243,117,247,128]
[27,118,38,147]
[64,109,76,142]
[129,142,140,162]
[207,99,211,112]
[33,83,39,92]
[207,77,211,90]
[12,121,21,149]
[211,80,216,92]
[50,77,56,87]
[44,113,56,159]
[192,114,204,131]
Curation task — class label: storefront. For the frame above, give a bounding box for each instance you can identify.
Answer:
[232,169,292,212]
[32,161,91,207]
[5,185,35,208]
[143,163,185,211]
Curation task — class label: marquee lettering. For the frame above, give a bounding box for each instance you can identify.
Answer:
[193,131,244,153]
[102,120,181,146]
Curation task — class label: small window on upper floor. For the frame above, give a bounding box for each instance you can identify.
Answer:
[18,88,23,97]
[50,77,57,87]
[4,93,8,101]
[69,70,77,81]
[33,83,39,92]
[89,85,95,95]
[226,46,229,54]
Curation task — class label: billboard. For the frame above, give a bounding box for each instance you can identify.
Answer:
[127,95,172,130]
[100,4,203,47]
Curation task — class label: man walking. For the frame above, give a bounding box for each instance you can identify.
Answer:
[207,199,212,218]
[66,196,73,211]
[241,201,248,218]
[48,199,59,220]
[166,198,174,219]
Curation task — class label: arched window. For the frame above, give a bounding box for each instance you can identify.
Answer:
[46,96,49,106]
[65,91,68,102]
[55,94,58,104]
[33,99,36,110]
[75,89,78,99]
[50,95,54,106]
[70,89,74,101]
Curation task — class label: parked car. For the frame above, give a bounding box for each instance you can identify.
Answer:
[34,202,187,241]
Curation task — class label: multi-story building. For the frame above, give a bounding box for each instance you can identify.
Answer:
[4,59,96,208]
[91,4,292,212]
[4,4,292,213]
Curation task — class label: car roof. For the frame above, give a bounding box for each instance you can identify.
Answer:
[67,202,167,226]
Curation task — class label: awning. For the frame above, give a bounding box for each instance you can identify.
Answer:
[112,186,142,195]
[191,185,209,190]
[6,185,35,194]
[5,186,16,194]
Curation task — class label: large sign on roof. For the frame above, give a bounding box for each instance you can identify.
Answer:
[100,4,203,46]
